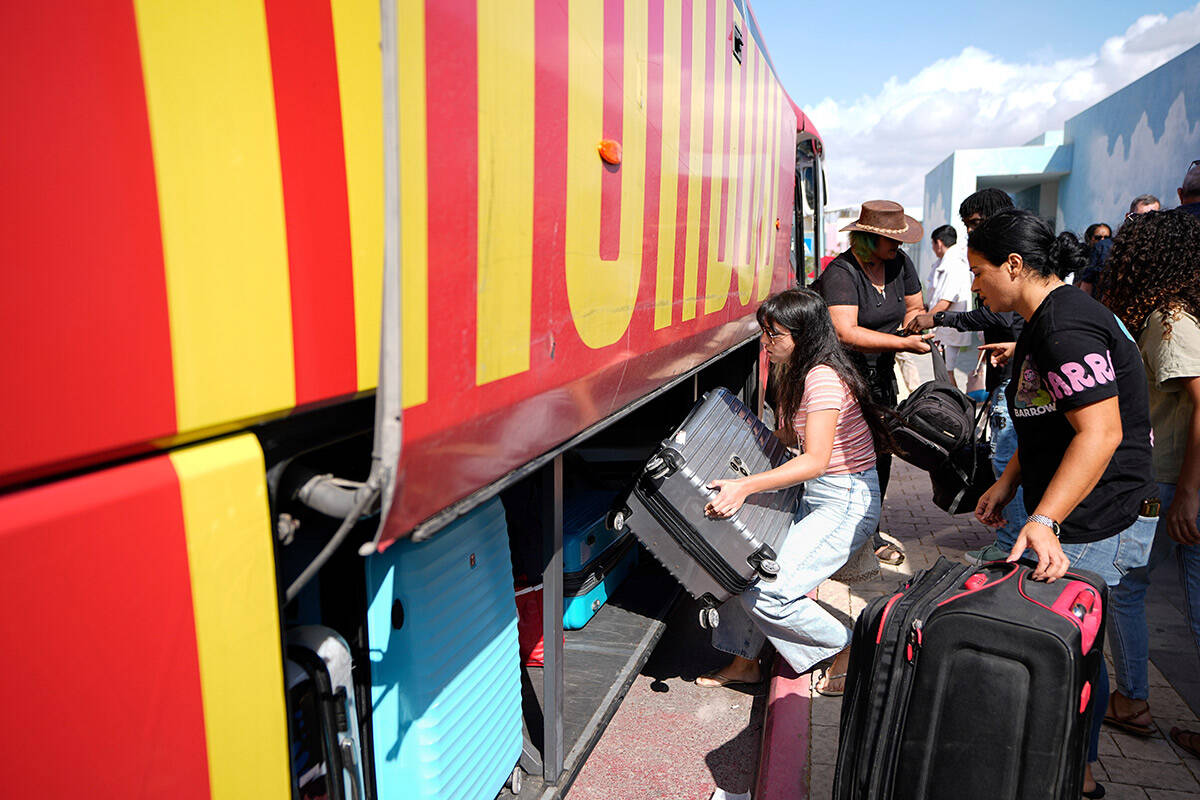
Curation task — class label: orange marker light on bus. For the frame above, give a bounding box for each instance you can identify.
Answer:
[775,219,781,229]
[597,139,622,165]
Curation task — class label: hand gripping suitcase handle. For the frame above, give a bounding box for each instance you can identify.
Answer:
[1050,581,1103,654]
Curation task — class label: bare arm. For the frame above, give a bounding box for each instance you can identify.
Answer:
[706,409,837,517]
[928,299,952,314]
[1011,397,1124,581]
[1167,377,1200,545]
[903,291,926,328]
[828,304,932,354]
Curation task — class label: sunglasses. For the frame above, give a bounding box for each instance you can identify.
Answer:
[761,327,789,341]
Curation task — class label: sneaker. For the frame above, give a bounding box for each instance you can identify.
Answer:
[964,543,1010,565]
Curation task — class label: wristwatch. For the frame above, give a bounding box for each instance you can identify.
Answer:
[1026,513,1061,538]
[933,310,946,327]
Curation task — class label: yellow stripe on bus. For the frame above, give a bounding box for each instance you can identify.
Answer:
[133,0,295,433]
[477,0,535,384]
[655,0,682,330]
[396,0,430,407]
[330,0,385,394]
[169,434,289,800]
[565,0,640,348]
[703,0,730,316]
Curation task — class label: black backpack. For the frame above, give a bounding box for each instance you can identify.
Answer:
[886,346,996,514]
[887,345,975,473]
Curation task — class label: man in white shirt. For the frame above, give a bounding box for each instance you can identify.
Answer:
[925,225,977,387]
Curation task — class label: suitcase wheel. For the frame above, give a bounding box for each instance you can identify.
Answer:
[698,606,721,629]
[607,508,628,531]
[508,765,523,795]
[757,559,780,581]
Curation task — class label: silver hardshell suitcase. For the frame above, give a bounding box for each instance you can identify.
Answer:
[610,387,800,626]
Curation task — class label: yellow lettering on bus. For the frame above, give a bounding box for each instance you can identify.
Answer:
[564,0,646,349]
[476,0,535,384]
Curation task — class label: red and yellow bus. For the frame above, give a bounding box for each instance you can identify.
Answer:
[0,1,823,797]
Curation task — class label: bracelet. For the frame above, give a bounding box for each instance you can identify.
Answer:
[1026,513,1061,538]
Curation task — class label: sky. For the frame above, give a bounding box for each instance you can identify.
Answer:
[748,0,1200,215]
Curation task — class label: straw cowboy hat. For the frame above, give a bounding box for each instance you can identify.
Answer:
[840,200,924,244]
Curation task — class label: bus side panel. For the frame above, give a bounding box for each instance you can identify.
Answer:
[383,0,801,540]
[0,435,290,800]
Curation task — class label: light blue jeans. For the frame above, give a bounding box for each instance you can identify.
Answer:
[1109,482,1200,701]
[989,381,1027,551]
[711,469,881,674]
[1053,513,1157,763]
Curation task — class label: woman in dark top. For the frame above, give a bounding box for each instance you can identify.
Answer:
[970,209,1157,798]
[816,200,932,565]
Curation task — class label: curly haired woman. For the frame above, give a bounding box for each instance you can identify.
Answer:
[1102,209,1200,756]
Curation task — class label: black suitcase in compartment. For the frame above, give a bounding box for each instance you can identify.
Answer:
[835,557,1107,800]
[611,387,801,626]
[286,626,368,800]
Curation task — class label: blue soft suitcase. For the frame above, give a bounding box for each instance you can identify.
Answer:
[562,491,639,630]
[365,497,522,800]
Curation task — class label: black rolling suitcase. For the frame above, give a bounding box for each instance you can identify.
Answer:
[610,387,801,627]
[834,557,1107,800]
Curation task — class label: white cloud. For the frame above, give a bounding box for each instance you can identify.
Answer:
[804,4,1200,214]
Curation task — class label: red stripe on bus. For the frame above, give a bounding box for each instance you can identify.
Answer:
[671,0,693,321]
[637,0,665,331]
[0,2,177,484]
[695,0,717,305]
[717,0,734,262]
[599,0,624,261]
[531,0,570,372]
[425,0,479,401]
[0,457,209,798]
[264,0,359,406]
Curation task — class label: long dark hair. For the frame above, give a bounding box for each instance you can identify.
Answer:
[757,288,893,451]
[1104,210,1200,334]
[967,208,1087,280]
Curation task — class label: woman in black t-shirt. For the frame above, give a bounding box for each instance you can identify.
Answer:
[968,209,1156,799]
[816,201,932,565]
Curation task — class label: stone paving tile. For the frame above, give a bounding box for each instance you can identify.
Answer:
[811,695,841,727]
[1099,731,1122,758]
[1146,789,1200,799]
[1113,731,1182,762]
[1092,759,1109,782]
[810,761,835,799]
[1102,783,1151,799]
[810,724,839,765]
[1100,755,1200,791]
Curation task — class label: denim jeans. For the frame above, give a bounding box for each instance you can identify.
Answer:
[1054,514,1157,762]
[988,381,1027,552]
[1109,482,1200,702]
[711,469,882,674]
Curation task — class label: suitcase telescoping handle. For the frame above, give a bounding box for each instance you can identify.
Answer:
[1051,581,1103,655]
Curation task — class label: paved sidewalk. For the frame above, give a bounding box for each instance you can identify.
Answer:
[802,459,1200,799]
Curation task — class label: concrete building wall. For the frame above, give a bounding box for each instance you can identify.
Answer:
[1059,42,1200,234]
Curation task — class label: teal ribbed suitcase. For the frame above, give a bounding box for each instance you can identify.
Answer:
[365,497,521,800]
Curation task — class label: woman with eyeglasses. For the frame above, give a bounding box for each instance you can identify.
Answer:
[696,288,891,697]
[814,200,933,567]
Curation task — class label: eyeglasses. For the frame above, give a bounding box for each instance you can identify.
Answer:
[761,328,789,341]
